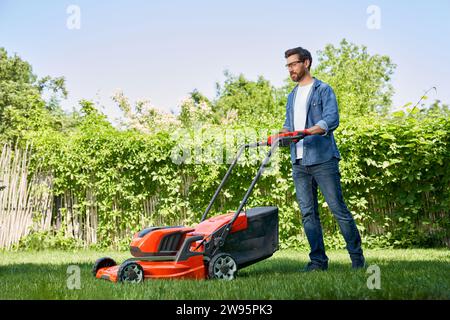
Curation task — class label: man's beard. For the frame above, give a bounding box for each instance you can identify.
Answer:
[290,70,306,82]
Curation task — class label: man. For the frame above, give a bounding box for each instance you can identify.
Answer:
[281,46,365,271]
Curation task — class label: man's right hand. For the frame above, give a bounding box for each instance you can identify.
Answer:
[278,128,290,146]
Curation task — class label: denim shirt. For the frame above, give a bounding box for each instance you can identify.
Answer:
[283,78,341,166]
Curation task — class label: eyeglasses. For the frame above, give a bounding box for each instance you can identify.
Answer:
[285,60,303,69]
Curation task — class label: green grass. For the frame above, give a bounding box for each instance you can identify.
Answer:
[0,249,449,299]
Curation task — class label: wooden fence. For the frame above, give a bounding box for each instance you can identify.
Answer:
[0,143,164,249]
[0,144,52,249]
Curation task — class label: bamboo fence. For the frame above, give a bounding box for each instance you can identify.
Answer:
[0,144,52,249]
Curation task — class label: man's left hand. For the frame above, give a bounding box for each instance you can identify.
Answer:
[304,125,326,135]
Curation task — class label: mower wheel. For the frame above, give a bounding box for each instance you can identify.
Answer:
[208,253,238,280]
[117,261,144,283]
[92,257,117,277]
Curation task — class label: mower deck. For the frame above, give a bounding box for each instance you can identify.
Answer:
[96,255,206,282]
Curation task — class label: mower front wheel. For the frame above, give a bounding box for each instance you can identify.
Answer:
[208,253,238,280]
[118,261,144,283]
[92,257,117,277]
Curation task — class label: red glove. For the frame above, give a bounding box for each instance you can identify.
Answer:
[267,130,311,146]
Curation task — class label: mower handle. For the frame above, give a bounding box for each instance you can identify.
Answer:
[200,141,264,223]
[243,130,309,148]
[266,130,310,147]
[201,130,308,222]
[201,131,308,255]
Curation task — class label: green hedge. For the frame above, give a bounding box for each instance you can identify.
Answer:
[19,106,449,251]
[336,110,450,248]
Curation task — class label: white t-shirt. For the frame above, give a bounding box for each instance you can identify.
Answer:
[293,80,314,159]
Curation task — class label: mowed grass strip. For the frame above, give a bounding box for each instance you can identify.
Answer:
[0,249,448,300]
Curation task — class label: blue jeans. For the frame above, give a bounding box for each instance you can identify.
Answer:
[292,157,364,266]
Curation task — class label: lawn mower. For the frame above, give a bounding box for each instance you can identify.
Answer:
[92,130,307,283]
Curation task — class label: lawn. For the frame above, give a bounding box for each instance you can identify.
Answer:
[0,249,448,300]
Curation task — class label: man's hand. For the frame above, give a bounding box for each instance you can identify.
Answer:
[304,125,325,135]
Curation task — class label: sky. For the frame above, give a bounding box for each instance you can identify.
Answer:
[1,0,449,124]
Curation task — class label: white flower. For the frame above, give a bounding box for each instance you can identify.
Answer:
[199,101,210,113]
[223,109,238,124]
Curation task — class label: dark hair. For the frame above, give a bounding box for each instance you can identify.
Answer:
[284,47,313,69]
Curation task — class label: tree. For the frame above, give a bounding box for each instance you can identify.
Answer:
[0,48,67,142]
[310,39,396,116]
[211,71,286,128]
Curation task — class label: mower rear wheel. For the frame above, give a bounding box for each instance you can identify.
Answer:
[208,253,238,280]
[118,261,144,283]
[92,257,117,277]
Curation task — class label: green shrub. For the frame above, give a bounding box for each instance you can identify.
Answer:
[15,229,84,251]
[20,105,449,250]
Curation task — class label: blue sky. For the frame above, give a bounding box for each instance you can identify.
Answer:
[1,0,449,123]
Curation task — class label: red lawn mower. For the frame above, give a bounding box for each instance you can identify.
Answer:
[92,131,307,283]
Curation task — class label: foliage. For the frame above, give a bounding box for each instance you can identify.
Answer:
[334,105,450,248]
[0,47,68,143]
[14,229,84,251]
[211,71,286,128]
[112,90,180,133]
[311,39,396,116]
